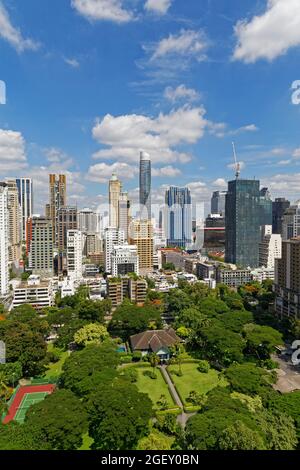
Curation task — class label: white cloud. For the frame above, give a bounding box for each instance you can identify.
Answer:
[43,147,72,163]
[207,122,258,138]
[92,105,208,164]
[0,129,28,171]
[233,0,300,63]
[86,161,138,183]
[152,165,181,177]
[0,2,39,53]
[227,161,246,171]
[261,173,300,201]
[212,178,227,188]
[150,29,208,61]
[64,57,80,68]
[164,84,200,103]
[71,0,134,23]
[145,0,172,15]
[277,159,291,165]
[293,148,300,159]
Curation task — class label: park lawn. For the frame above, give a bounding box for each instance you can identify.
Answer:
[44,346,69,380]
[135,367,175,410]
[168,362,228,405]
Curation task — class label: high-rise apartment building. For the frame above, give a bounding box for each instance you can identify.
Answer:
[272,198,290,235]
[119,192,130,240]
[225,179,261,267]
[29,217,53,277]
[16,177,33,241]
[67,230,84,280]
[111,243,139,277]
[165,186,192,249]
[0,183,9,296]
[281,203,300,240]
[211,190,227,215]
[109,174,121,229]
[274,238,300,317]
[6,180,21,262]
[259,225,282,270]
[139,151,151,220]
[104,228,125,274]
[57,206,77,272]
[49,174,66,244]
[78,208,98,233]
[129,220,153,275]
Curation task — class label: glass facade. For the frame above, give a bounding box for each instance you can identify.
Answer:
[16,178,33,241]
[225,179,261,268]
[139,152,151,220]
[165,186,192,249]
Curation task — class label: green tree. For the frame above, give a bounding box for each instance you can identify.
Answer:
[243,324,283,359]
[74,323,109,347]
[137,431,173,450]
[218,420,266,450]
[25,389,88,450]
[108,301,162,341]
[0,362,22,386]
[87,382,153,450]
[225,363,275,396]
[61,342,120,395]
[256,410,297,450]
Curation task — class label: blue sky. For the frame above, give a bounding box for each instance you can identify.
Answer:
[1,0,300,212]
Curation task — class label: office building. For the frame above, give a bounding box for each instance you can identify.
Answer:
[129,220,153,275]
[6,180,21,262]
[16,177,33,241]
[204,214,226,249]
[104,228,125,274]
[111,243,139,277]
[274,238,300,318]
[259,187,273,226]
[0,183,9,296]
[140,151,151,220]
[225,179,261,267]
[165,186,192,249]
[12,275,53,311]
[29,217,53,277]
[67,230,84,280]
[109,174,121,229]
[49,174,67,244]
[272,198,290,235]
[211,191,227,216]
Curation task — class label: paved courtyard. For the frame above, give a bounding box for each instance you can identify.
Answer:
[272,353,300,393]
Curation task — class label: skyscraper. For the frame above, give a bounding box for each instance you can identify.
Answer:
[211,191,227,215]
[281,203,300,240]
[6,180,21,262]
[67,230,84,280]
[165,186,192,249]
[104,228,125,274]
[259,187,272,226]
[119,192,130,240]
[139,151,151,220]
[16,177,33,241]
[49,174,66,245]
[78,208,98,233]
[29,217,53,277]
[57,206,77,273]
[109,174,121,229]
[272,198,290,234]
[225,179,261,267]
[0,183,9,296]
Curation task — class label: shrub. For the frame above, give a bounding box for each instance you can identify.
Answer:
[197,360,210,373]
[143,370,157,380]
[132,351,142,362]
[122,368,138,383]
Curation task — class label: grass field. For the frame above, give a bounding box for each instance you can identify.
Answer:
[44,346,69,380]
[168,362,227,405]
[135,367,175,410]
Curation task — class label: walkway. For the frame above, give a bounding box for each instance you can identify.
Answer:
[160,365,196,428]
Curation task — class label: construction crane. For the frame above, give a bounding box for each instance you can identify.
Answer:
[232,142,240,179]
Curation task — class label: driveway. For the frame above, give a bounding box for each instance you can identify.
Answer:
[272,353,300,393]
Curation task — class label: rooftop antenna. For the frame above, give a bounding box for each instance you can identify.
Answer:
[232,142,240,179]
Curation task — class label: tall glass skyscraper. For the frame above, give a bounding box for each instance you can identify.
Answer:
[211,190,227,215]
[16,177,33,241]
[259,187,272,226]
[165,186,192,249]
[139,151,151,220]
[225,179,261,267]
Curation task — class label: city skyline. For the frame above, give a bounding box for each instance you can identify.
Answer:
[1,1,300,212]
